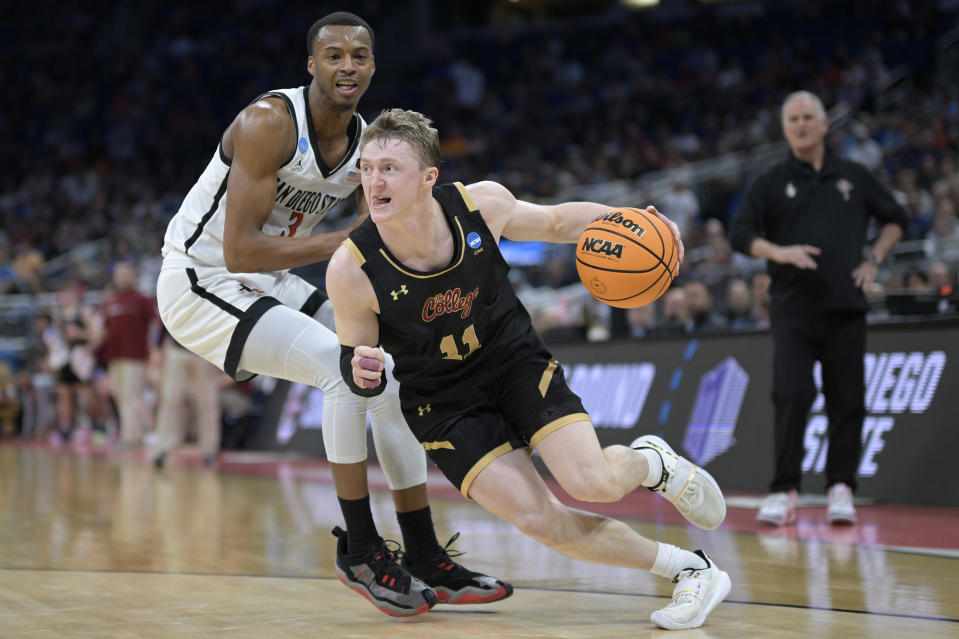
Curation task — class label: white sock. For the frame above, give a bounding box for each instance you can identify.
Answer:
[650,543,708,579]
[636,448,664,488]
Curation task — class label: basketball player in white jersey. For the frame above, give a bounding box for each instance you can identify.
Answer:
[156,12,511,617]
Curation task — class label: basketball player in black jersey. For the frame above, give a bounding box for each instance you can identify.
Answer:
[326,109,732,631]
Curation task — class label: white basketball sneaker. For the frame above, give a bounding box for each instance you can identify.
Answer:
[756,490,797,526]
[631,435,726,530]
[827,483,857,525]
[650,550,731,631]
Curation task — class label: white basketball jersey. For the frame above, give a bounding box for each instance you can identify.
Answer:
[162,86,365,269]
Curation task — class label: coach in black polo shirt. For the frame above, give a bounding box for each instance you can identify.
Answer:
[729,91,907,527]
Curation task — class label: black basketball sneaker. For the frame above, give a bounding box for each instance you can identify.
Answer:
[402,533,514,605]
[332,526,437,617]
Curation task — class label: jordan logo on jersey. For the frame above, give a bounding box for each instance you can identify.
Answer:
[422,287,480,322]
[238,281,265,295]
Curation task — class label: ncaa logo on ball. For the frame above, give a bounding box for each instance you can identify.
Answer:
[581,236,624,260]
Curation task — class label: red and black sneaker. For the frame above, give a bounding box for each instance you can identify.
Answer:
[332,526,437,617]
[402,533,514,605]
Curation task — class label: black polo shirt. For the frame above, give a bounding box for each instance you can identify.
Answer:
[729,151,907,316]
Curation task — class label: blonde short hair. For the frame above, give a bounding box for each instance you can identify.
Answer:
[361,108,440,168]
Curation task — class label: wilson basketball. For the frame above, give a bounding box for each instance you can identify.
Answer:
[575,207,678,309]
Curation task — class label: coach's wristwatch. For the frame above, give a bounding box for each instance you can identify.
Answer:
[865,252,882,266]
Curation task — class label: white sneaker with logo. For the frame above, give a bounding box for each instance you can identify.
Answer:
[756,490,797,526]
[630,435,726,530]
[827,483,857,524]
[650,550,731,631]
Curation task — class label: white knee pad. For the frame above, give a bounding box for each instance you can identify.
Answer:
[319,379,371,464]
[367,354,427,490]
[320,341,427,489]
[237,305,341,391]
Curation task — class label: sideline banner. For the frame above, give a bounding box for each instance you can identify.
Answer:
[257,319,958,507]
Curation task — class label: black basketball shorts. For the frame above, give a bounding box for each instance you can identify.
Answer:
[399,354,589,498]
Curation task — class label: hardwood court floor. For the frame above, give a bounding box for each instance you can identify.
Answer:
[1,442,957,638]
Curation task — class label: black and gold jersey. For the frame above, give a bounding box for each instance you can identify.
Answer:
[344,182,549,394]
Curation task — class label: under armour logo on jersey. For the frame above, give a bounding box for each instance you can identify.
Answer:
[836,178,854,202]
[785,182,797,198]
[417,404,431,416]
[391,285,409,301]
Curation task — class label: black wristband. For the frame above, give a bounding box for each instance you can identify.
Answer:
[339,344,387,397]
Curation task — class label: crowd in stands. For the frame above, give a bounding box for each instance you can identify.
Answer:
[2,0,959,441]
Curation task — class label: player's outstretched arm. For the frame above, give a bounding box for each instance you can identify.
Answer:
[467,181,684,262]
[467,180,607,244]
[326,245,386,394]
[221,99,361,273]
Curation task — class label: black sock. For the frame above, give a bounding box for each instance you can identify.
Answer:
[397,506,441,565]
[338,496,380,554]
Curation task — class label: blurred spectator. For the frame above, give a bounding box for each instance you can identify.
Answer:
[894,169,935,240]
[19,314,56,438]
[99,261,159,450]
[0,248,45,295]
[152,335,222,468]
[0,362,18,437]
[219,378,264,451]
[724,278,759,331]
[447,55,486,111]
[657,169,700,240]
[47,284,104,445]
[843,120,882,171]
[649,288,693,337]
[626,303,657,339]
[916,152,940,192]
[688,218,762,288]
[924,198,959,262]
[934,155,959,203]
[927,260,954,297]
[684,281,728,333]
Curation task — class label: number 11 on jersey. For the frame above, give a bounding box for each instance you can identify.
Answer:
[440,324,481,360]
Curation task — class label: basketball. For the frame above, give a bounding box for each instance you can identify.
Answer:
[575,207,678,309]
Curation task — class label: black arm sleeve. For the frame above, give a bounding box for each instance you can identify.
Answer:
[339,344,387,397]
